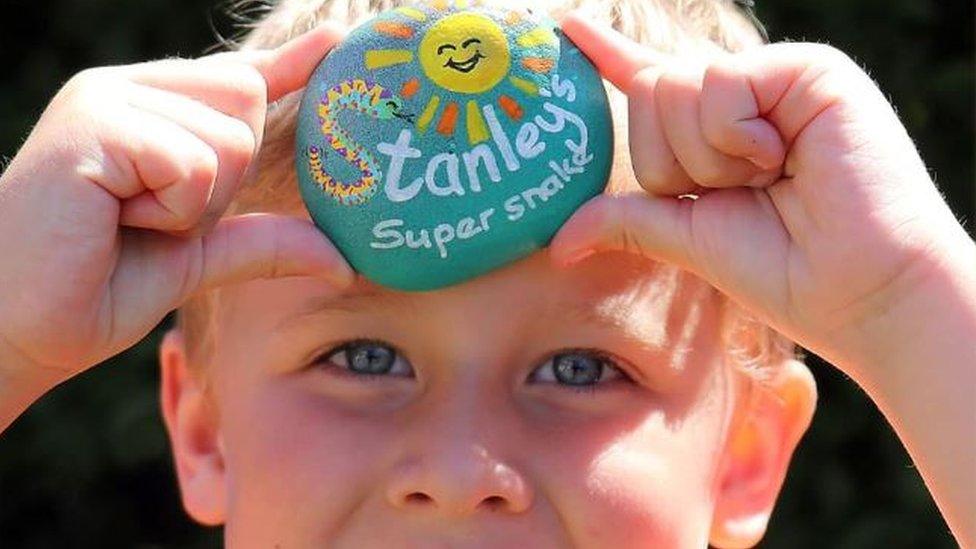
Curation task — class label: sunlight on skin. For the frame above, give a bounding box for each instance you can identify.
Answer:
[192,251,740,546]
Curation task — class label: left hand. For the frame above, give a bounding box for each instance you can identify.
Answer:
[549,11,975,372]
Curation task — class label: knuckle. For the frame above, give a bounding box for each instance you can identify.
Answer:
[631,153,690,194]
[188,146,219,189]
[66,67,104,89]
[653,71,678,103]
[702,57,736,85]
[700,116,737,153]
[629,68,660,98]
[59,67,112,103]
[798,43,871,97]
[798,42,862,81]
[630,147,673,188]
[807,42,855,68]
[224,64,268,114]
[221,118,258,166]
[170,209,200,232]
[655,68,699,102]
[685,157,725,186]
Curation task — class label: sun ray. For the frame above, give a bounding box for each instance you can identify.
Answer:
[505,10,523,25]
[508,76,539,96]
[417,95,441,134]
[521,57,555,73]
[364,49,414,69]
[400,77,421,99]
[498,95,524,120]
[465,100,489,144]
[395,6,426,21]
[437,101,460,136]
[516,26,557,48]
[430,0,449,11]
[374,21,415,39]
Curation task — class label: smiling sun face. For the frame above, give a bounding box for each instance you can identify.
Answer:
[418,12,511,94]
[361,1,558,145]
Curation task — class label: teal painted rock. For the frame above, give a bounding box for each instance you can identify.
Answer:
[295,1,613,291]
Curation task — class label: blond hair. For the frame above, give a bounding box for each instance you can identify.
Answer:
[179,0,795,385]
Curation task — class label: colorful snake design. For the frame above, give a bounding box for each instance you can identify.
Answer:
[307,78,414,205]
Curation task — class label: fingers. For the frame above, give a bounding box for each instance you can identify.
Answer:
[548,193,697,270]
[561,11,786,193]
[125,20,346,108]
[180,214,355,299]
[548,189,793,319]
[700,60,785,171]
[111,21,347,234]
[123,59,270,146]
[214,20,347,103]
[627,70,699,195]
[656,66,777,188]
[120,84,256,231]
[93,105,218,231]
[559,10,669,94]
[113,213,355,323]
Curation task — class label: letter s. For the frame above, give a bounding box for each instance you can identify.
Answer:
[370,219,405,249]
[504,196,525,222]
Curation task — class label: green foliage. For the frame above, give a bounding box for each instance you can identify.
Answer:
[0,0,971,546]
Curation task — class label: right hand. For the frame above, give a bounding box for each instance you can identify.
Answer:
[0,23,353,393]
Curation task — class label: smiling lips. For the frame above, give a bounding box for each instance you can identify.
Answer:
[444,52,485,73]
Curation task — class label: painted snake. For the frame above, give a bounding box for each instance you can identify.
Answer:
[307,78,413,206]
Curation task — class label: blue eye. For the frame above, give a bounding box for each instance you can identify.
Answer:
[316,343,630,393]
[530,349,630,394]
[321,340,413,379]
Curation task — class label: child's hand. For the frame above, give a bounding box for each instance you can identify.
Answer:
[550,12,975,373]
[0,24,353,398]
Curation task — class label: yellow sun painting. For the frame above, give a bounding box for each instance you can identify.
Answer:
[361,0,559,146]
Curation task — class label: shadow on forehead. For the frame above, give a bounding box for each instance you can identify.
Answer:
[307,250,717,322]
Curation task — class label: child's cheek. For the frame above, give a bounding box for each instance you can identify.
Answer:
[531,375,728,547]
[537,356,727,542]
[216,375,396,545]
[573,437,717,547]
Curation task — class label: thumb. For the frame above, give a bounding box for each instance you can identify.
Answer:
[548,189,791,315]
[104,213,354,364]
[549,193,698,269]
[183,213,355,297]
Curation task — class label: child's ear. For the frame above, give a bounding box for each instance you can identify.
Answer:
[159,329,226,526]
[709,358,817,549]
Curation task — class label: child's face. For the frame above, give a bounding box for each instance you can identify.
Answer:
[165,249,756,547]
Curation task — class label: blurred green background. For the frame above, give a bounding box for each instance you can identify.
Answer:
[0,0,972,547]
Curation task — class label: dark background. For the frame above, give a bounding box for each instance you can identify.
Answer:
[0,0,972,547]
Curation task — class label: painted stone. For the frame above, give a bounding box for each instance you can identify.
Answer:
[295,0,613,291]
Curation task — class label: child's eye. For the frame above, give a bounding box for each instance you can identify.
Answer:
[529,349,632,394]
[318,339,413,379]
[313,343,631,393]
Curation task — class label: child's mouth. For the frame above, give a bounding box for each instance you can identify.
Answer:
[444,52,485,73]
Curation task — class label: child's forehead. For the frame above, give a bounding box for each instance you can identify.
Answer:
[270,251,718,356]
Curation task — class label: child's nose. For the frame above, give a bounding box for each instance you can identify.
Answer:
[384,444,533,518]
[382,389,534,518]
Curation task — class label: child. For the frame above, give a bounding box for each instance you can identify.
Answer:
[0,0,972,546]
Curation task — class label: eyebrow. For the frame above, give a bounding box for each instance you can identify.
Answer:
[553,273,717,376]
[277,287,418,329]
[280,271,712,360]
